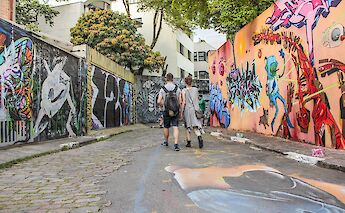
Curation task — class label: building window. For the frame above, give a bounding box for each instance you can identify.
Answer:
[179,43,184,55]
[133,18,143,28]
[194,52,197,61]
[194,71,198,78]
[198,51,206,61]
[180,68,185,79]
[188,50,191,61]
[199,71,209,79]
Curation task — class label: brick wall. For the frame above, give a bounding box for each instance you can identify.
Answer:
[0,0,15,21]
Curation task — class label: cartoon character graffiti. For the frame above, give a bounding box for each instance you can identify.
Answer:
[210,83,231,128]
[34,57,77,138]
[227,61,262,113]
[322,23,345,48]
[253,30,345,149]
[0,37,33,121]
[264,54,293,132]
[319,58,345,144]
[266,0,342,65]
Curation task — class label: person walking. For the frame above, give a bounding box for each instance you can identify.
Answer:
[181,76,204,148]
[157,73,182,151]
[198,95,206,126]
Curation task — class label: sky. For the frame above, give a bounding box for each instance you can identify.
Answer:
[193,28,227,49]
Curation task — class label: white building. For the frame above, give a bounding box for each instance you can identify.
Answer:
[112,0,194,78]
[193,40,215,95]
[193,39,215,80]
[38,0,112,44]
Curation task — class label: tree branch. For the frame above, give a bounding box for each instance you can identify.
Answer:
[150,9,163,49]
[122,0,131,17]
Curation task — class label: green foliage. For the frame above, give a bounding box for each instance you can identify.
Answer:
[138,0,201,35]
[15,0,59,31]
[139,0,274,40]
[208,0,274,39]
[70,9,165,74]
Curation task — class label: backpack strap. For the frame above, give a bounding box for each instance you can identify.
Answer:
[162,85,177,93]
[172,85,178,93]
[162,86,169,93]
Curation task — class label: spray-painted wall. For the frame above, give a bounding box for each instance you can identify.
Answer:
[209,0,345,149]
[0,19,87,146]
[0,19,135,147]
[90,65,133,129]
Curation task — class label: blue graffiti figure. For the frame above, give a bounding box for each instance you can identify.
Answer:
[209,83,231,128]
[265,55,293,132]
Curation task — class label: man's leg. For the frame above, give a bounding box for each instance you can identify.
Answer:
[173,127,179,144]
[164,128,169,142]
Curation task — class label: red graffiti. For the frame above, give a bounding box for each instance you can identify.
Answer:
[253,30,345,149]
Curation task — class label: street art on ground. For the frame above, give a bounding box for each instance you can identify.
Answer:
[209,0,345,149]
[91,65,133,130]
[166,165,345,213]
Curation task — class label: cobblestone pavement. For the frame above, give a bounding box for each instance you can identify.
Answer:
[0,128,157,213]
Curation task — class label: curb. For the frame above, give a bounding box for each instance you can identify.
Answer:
[0,129,133,170]
[208,130,345,173]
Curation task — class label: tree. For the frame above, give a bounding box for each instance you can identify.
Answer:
[70,9,165,75]
[138,0,274,40]
[16,0,60,31]
[208,0,274,40]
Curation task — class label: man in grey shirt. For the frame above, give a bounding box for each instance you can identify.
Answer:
[157,73,181,151]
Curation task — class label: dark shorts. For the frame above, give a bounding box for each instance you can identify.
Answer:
[163,112,179,128]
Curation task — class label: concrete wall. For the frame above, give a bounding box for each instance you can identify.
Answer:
[38,2,84,43]
[209,0,345,149]
[0,18,135,147]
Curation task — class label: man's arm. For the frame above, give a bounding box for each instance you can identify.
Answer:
[157,89,163,107]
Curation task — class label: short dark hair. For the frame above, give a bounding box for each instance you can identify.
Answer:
[166,73,173,81]
[184,76,192,86]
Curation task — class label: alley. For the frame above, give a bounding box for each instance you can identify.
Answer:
[0,127,345,213]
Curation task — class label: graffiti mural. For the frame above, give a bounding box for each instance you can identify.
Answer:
[208,0,345,149]
[264,54,293,131]
[210,83,231,128]
[91,65,132,129]
[32,41,87,141]
[0,18,88,145]
[266,0,342,65]
[227,61,262,113]
[166,165,345,213]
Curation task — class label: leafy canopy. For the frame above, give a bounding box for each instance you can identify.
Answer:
[139,0,274,39]
[70,9,165,75]
[16,0,59,31]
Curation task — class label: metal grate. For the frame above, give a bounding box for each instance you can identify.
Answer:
[0,120,28,146]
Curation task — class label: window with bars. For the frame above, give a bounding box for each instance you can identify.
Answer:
[198,51,206,61]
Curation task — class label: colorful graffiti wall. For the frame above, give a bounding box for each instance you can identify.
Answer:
[0,19,87,145]
[209,0,345,149]
[90,65,133,129]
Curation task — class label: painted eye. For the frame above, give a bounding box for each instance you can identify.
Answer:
[331,27,341,41]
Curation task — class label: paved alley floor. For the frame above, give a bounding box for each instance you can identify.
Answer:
[0,127,345,212]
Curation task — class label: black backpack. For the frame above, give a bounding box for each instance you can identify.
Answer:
[163,85,179,117]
